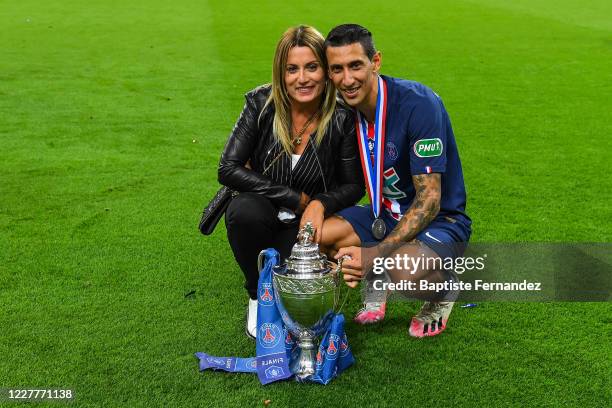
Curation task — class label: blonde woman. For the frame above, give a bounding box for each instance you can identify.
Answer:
[218,25,364,338]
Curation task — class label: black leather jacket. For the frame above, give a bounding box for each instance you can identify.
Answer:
[218,85,364,215]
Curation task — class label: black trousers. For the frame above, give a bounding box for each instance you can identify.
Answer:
[225,193,299,299]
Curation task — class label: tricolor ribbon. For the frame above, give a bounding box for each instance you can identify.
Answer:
[355,76,387,219]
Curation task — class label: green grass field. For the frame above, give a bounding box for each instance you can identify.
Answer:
[1,0,611,406]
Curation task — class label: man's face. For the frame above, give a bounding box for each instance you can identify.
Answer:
[326,43,381,109]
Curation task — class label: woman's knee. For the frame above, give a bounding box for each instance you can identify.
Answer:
[225,193,276,228]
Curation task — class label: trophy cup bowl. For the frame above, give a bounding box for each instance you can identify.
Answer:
[260,223,345,381]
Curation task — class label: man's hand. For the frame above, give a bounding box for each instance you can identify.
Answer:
[335,246,363,288]
[299,200,325,243]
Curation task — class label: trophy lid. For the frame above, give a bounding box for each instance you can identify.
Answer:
[285,223,329,276]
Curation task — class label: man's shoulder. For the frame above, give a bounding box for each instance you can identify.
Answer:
[383,75,440,106]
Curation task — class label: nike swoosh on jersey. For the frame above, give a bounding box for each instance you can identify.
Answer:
[425,231,442,243]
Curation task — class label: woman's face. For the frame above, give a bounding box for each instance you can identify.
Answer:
[284,46,326,105]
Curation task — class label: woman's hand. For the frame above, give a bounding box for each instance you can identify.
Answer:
[299,200,325,243]
[296,192,311,214]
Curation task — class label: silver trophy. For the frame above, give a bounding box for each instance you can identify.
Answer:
[258,222,347,381]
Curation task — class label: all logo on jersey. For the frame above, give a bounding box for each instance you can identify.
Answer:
[414,138,443,157]
[258,323,282,348]
[386,141,399,160]
[258,282,274,306]
[382,168,405,220]
[383,168,406,200]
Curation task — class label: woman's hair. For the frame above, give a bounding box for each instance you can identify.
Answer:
[262,25,336,155]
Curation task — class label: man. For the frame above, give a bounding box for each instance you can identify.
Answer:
[319,24,471,338]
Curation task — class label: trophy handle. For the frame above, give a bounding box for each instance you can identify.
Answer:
[333,255,351,314]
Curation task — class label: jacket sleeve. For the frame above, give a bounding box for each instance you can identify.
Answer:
[313,112,366,216]
[217,92,301,211]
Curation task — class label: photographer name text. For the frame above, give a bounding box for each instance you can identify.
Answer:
[373,279,542,292]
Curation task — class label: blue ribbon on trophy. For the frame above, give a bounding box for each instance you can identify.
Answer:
[195,224,354,385]
[255,248,293,384]
[310,313,353,385]
[194,353,258,373]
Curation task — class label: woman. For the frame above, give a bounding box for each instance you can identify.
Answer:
[218,25,364,338]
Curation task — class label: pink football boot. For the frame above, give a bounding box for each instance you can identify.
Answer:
[409,301,454,338]
[354,302,387,325]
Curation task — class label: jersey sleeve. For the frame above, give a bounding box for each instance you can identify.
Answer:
[407,93,448,175]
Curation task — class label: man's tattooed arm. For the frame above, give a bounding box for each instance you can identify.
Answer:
[377,173,441,257]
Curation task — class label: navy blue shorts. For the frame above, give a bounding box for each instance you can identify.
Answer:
[336,204,471,259]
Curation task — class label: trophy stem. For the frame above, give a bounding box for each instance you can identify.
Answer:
[290,335,317,380]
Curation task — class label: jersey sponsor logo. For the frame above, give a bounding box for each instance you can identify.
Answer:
[414,138,443,157]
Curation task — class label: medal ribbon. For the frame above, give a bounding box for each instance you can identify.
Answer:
[355,76,387,219]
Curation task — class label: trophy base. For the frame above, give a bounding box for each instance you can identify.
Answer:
[290,336,317,381]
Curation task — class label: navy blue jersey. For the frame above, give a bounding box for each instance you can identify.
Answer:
[379,75,470,226]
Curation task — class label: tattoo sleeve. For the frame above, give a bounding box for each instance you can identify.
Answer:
[377,173,441,257]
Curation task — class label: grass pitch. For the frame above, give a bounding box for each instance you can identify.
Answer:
[0,0,610,406]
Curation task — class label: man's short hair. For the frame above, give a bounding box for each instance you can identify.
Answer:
[324,24,376,60]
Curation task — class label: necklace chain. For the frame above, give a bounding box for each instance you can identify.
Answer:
[292,112,318,146]
[261,111,319,175]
